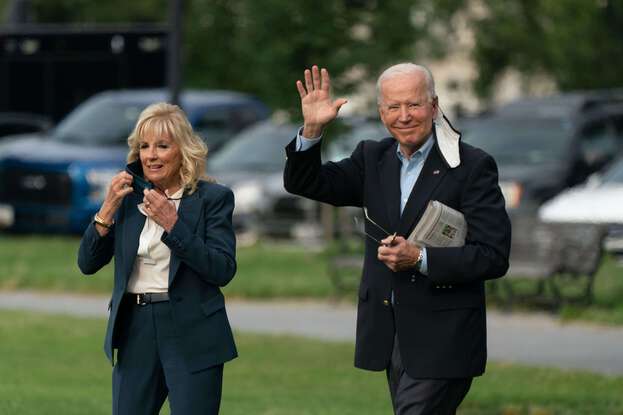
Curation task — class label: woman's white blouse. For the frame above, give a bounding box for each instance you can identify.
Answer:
[126,187,184,294]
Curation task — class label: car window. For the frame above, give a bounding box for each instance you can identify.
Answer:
[0,122,42,137]
[610,113,623,141]
[53,98,143,145]
[208,122,295,173]
[601,159,623,184]
[578,119,618,166]
[194,107,234,150]
[194,105,265,152]
[324,121,387,161]
[462,118,572,166]
[233,106,263,127]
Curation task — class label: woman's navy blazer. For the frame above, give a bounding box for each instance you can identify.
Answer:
[78,180,238,372]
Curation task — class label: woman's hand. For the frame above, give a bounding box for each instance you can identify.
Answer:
[143,189,178,233]
[95,171,133,235]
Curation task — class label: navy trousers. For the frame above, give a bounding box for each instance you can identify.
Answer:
[112,297,223,415]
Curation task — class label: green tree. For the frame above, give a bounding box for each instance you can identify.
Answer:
[184,0,463,114]
[23,0,463,113]
[470,0,623,97]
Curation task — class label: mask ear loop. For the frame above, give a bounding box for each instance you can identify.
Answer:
[152,185,185,201]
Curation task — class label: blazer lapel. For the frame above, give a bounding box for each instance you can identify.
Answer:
[398,142,449,237]
[377,142,402,232]
[122,193,146,284]
[168,190,202,285]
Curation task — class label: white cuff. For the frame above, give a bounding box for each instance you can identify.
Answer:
[296,126,322,151]
[419,247,429,275]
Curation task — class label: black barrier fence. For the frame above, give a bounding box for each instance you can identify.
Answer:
[0,24,168,122]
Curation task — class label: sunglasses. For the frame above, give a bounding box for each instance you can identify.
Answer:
[353,207,397,246]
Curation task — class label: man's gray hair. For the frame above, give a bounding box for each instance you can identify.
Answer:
[376,63,436,105]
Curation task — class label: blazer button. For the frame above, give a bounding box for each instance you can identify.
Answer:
[383,299,390,306]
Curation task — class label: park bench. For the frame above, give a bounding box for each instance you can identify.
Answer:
[327,214,606,307]
[497,217,605,308]
[327,246,364,298]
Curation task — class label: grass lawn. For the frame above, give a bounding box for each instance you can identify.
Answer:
[1,310,622,415]
[0,235,333,298]
[1,235,623,325]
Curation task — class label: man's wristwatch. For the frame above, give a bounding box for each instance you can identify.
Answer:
[414,247,424,270]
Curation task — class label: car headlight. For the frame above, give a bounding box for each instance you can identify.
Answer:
[86,168,118,203]
[500,181,523,209]
[232,182,264,215]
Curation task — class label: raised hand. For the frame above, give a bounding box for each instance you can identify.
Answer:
[296,65,347,138]
[95,171,134,235]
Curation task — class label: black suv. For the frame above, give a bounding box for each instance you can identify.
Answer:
[460,91,623,271]
[461,91,623,211]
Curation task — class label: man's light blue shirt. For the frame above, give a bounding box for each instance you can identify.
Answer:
[296,128,432,274]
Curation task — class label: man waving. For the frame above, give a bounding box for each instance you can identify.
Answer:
[284,63,511,415]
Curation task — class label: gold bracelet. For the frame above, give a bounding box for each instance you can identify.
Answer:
[93,213,114,229]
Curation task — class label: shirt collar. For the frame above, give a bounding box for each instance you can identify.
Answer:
[396,133,435,163]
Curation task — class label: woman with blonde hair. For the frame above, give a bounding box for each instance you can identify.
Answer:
[78,102,237,414]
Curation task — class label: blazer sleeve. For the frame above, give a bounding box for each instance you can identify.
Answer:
[283,137,365,207]
[426,153,511,284]
[162,187,237,287]
[77,220,116,275]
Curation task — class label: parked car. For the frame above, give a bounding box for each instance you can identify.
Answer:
[539,157,623,259]
[459,91,623,272]
[461,94,623,212]
[208,119,314,240]
[208,117,387,241]
[323,116,388,162]
[0,89,270,233]
[0,112,52,139]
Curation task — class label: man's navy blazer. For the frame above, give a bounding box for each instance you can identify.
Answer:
[284,131,511,378]
[78,180,238,372]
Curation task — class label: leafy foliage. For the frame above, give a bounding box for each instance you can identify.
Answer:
[22,0,462,113]
[183,0,463,113]
[470,0,623,96]
[7,0,623,106]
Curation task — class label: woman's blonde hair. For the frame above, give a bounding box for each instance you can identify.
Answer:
[127,102,213,194]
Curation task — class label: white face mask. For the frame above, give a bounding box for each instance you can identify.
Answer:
[434,106,461,168]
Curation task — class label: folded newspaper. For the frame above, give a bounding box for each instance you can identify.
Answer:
[407,201,466,247]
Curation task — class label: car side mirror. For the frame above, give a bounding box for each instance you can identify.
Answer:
[585,173,602,188]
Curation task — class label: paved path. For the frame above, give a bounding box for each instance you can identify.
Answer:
[1,291,622,375]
